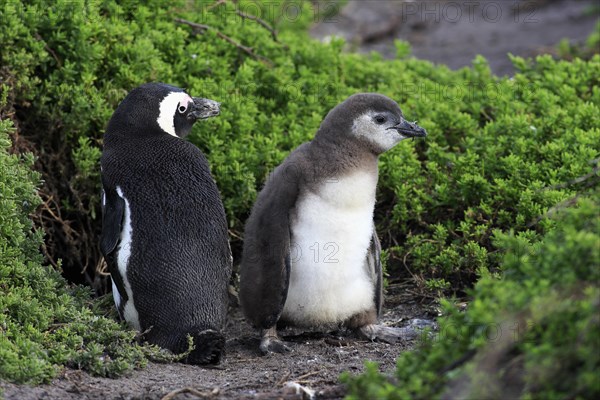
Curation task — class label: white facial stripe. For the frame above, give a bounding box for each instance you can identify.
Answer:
[351,111,378,136]
[115,186,141,331]
[156,92,193,137]
[352,110,405,152]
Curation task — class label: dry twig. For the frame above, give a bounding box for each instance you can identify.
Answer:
[161,386,219,400]
[275,370,291,386]
[174,18,273,66]
[528,159,599,227]
[207,0,226,10]
[34,33,62,67]
[543,158,599,191]
[209,0,282,43]
[294,370,323,381]
[235,9,280,43]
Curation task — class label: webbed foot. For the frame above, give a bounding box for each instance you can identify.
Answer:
[260,327,292,354]
[358,319,435,343]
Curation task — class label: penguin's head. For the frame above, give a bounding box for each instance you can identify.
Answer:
[107,82,220,138]
[315,93,427,154]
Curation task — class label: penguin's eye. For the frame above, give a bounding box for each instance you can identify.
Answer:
[374,115,387,125]
[178,104,188,114]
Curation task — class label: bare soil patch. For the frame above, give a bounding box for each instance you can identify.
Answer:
[0,283,435,400]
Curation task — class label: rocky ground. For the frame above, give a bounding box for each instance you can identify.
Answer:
[0,283,436,400]
[311,0,599,75]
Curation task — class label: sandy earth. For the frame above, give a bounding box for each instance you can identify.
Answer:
[0,283,435,400]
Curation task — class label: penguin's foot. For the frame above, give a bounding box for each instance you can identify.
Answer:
[357,319,435,344]
[260,327,291,355]
[184,329,226,365]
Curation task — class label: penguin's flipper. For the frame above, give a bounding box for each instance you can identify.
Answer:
[239,153,305,333]
[240,210,294,330]
[99,182,128,319]
[366,226,383,317]
[100,184,125,256]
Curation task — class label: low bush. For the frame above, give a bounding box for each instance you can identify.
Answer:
[0,85,156,384]
[2,0,598,293]
[0,0,598,385]
[344,189,599,399]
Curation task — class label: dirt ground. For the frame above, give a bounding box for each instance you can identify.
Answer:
[0,283,436,400]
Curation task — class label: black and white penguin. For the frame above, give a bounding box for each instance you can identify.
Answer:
[239,93,427,353]
[100,82,231,364]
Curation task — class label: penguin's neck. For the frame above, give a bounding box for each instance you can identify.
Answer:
[311,136,379,179]
[306,138,379,210]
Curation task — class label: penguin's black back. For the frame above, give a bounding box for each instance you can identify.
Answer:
[102,129,231,364]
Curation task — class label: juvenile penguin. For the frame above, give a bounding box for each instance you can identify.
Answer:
[239,93,427,353]
[100,82,231,364]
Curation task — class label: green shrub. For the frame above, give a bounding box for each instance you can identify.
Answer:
[2,0,598,293]
[0,86,157,385]
[343,190,600,399]
[557,21,600,60]
[0,0,598,385]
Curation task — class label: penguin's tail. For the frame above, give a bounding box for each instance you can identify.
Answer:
[180,329,226,365]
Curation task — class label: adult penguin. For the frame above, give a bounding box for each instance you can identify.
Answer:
[240,93,427,353]
[100,82,231,364]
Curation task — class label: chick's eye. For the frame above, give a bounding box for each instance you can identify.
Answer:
[374,115,386,124]
[178,104,187,114]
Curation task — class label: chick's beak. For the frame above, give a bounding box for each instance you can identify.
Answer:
[387,118,427,138]
[187,98,221,121]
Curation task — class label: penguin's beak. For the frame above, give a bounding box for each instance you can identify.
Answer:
[188,98,220,121]
[387,118,427,138]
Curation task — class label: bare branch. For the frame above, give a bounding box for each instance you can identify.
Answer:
[208,0,278,40]
[174,18,273,66]
[161,386,220,400]
[207,0,226,10]
[543,158,599,191]
[235,8,280,43]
